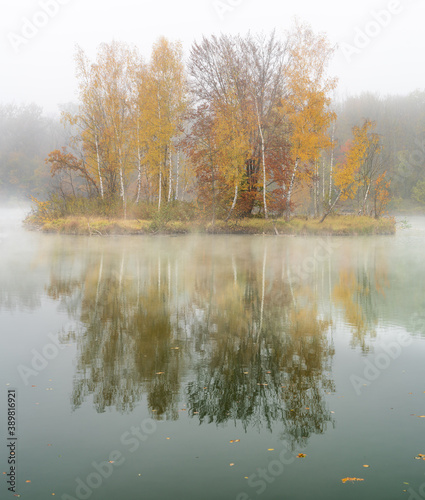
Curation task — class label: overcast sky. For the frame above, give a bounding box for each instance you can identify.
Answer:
[1,0,423,114]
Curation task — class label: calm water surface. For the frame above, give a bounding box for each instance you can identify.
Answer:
[1,209,425,500]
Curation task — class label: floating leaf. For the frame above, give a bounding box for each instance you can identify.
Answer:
[341,477,364,483]
[363,465,369,468]
[297,453,306,458]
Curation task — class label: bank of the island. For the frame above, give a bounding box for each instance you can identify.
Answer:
[24,215,396,236]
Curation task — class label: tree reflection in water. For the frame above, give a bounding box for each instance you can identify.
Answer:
[44,237,344,447]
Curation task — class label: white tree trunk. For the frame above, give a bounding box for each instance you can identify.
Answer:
[94,134,104,199]
[226,184,239,221]
[254,99,268,219]
[329,121,335,207]
[167,144,172,203]
[136,122,142,204]
[286,159,298,220]
[158,169,162,211]
[360,182,371,215]
[176,148,180,201]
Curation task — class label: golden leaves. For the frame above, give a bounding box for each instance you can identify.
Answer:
[334,119,380,201]
[341,477,364,483]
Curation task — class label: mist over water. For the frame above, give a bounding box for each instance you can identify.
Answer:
[1,210,425,500]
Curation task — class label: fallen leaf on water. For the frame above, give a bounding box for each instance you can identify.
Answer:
[297,453,306,458]
[108,461,114,464]
[230,463,235,466]
[418,416,425,418]
[268,449,274,451]
[26,480,31,483]
[363,465,369,468]
[155,372,165,375]
[166,438,171,440]
[414,454,425,460]
[342,478,364,483]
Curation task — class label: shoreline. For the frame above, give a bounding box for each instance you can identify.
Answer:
[24,215,397,236]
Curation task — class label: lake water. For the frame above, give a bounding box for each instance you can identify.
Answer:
[1,208,425,500]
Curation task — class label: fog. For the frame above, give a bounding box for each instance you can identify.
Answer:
[1,0,425,114]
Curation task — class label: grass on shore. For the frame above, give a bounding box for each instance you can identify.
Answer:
[25,214,396,236]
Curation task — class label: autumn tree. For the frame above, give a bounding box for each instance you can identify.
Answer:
[187,32,292,219]
[321,119,383,222]
[143,37,188,210]
[282,23,337,220]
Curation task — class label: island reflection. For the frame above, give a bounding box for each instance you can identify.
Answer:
[39,235,396,446]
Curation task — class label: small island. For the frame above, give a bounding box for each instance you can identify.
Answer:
[25,213,396,236]
[26,29,401,236]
